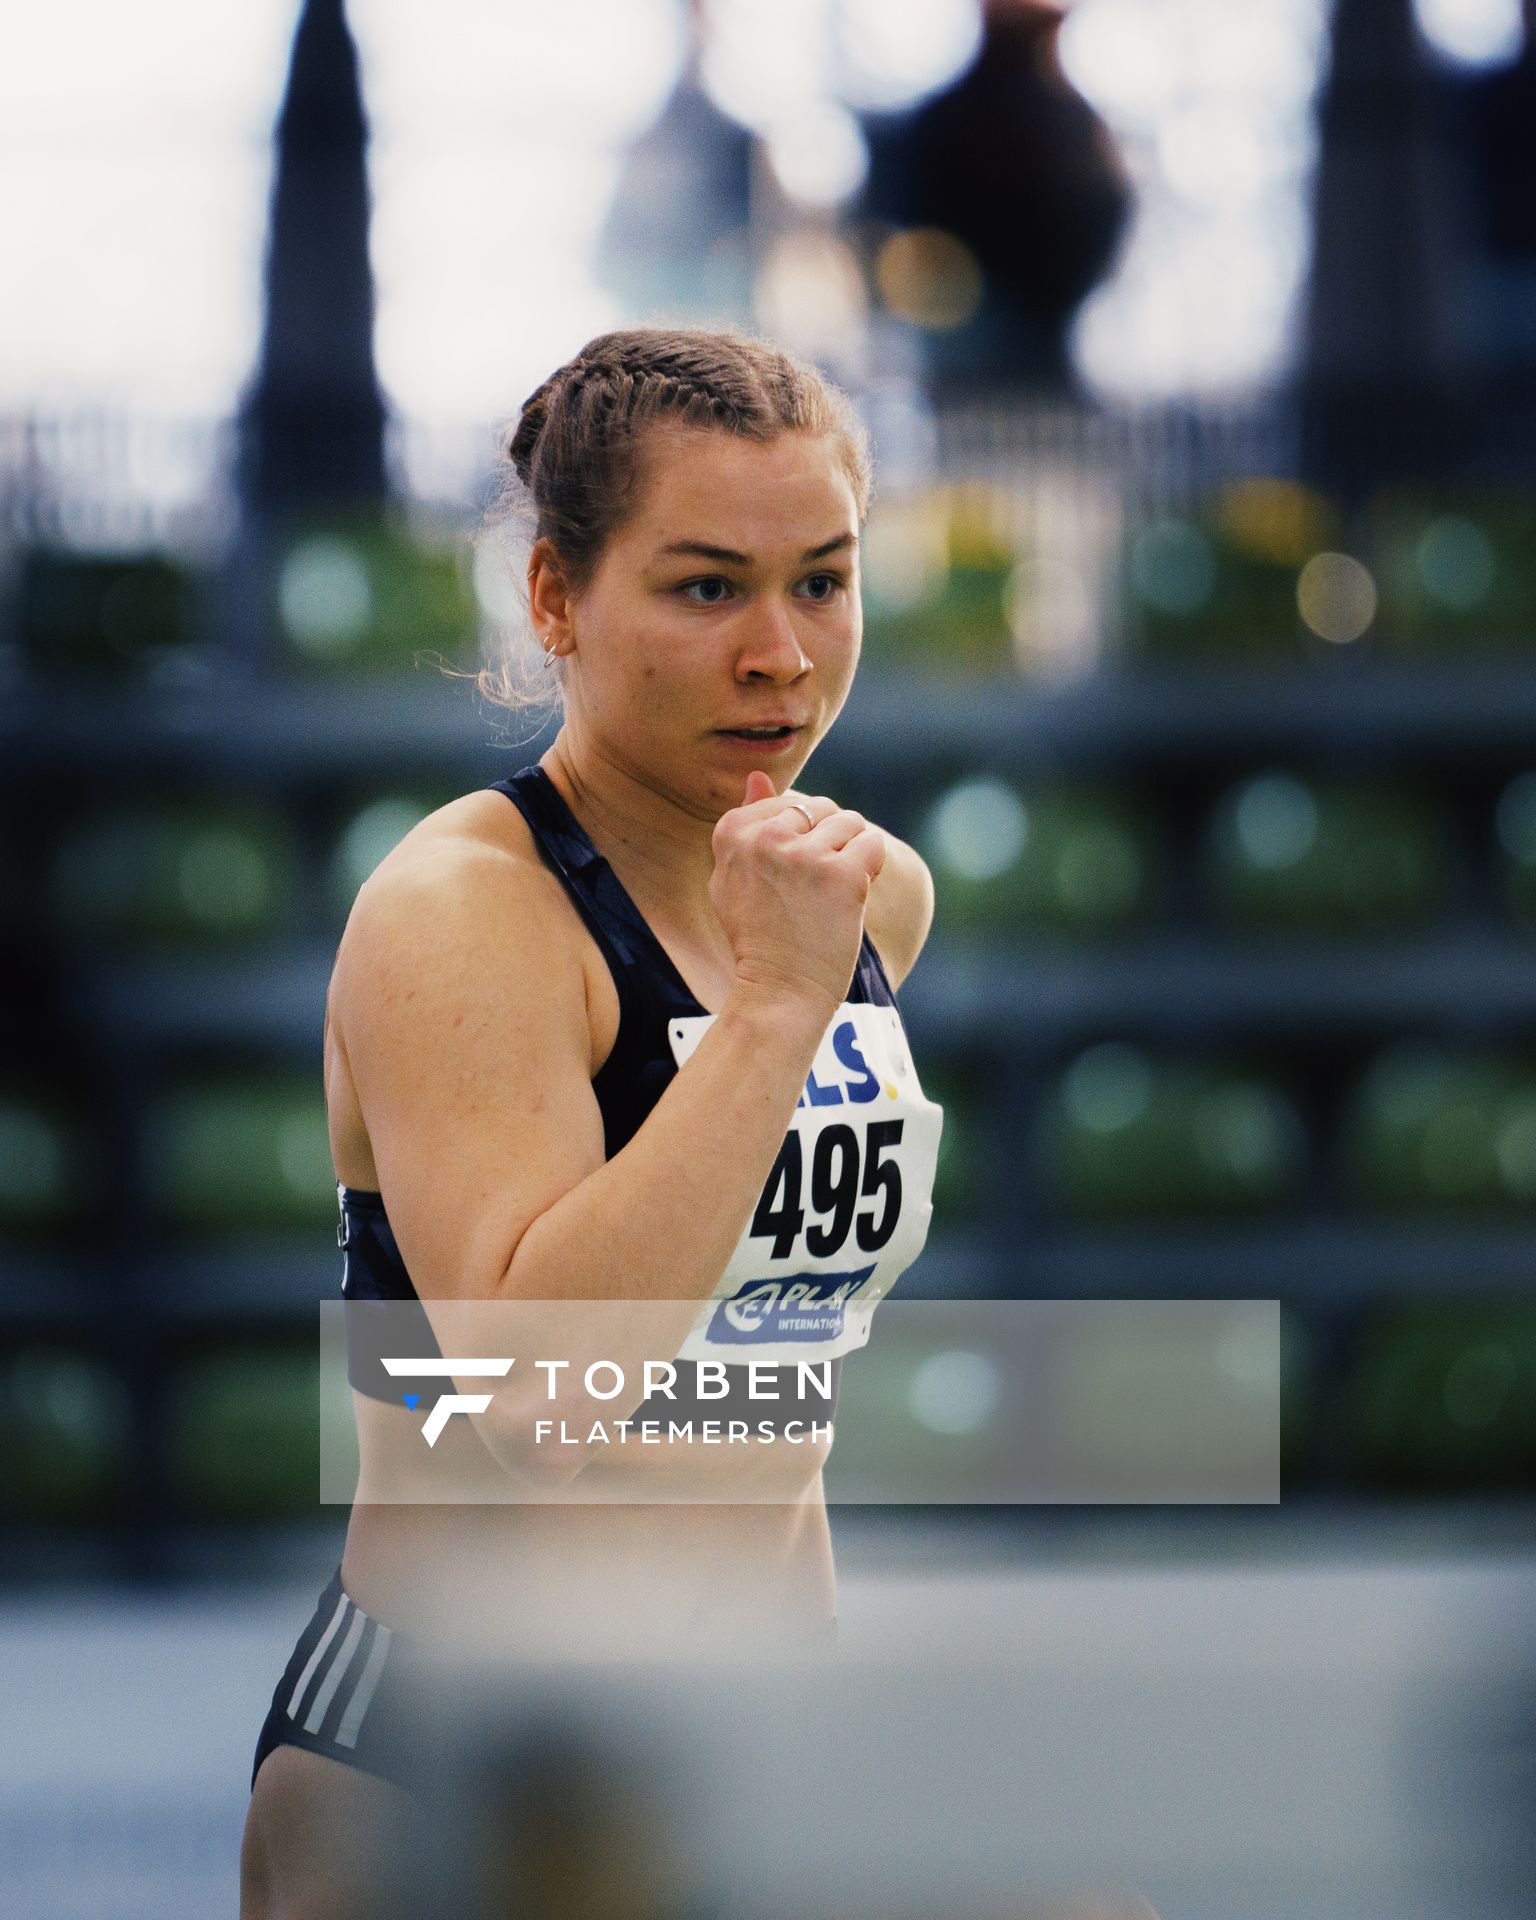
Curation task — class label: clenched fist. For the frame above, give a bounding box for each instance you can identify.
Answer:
[710,767,887,1018]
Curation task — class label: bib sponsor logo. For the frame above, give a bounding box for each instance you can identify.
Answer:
[708,1264,877,1345]
[669,1009,908,1110]
[797,1020,884,1108]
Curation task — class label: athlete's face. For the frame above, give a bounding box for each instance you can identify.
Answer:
[555,425,862,815]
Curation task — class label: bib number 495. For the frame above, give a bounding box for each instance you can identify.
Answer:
[751,1120,904,1261]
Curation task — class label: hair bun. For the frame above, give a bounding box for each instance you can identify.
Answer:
[506,393,547,486]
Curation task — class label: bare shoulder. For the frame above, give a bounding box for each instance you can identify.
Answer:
[327,786,589,1047]
[863,825,936,991]
[322,785,609,1300]
[332,783,572,990]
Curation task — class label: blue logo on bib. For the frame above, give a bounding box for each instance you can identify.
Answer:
[796,1019,883,1108]
[707,1264,878,1344]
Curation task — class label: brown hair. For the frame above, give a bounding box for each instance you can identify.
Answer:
[474,326,873,719]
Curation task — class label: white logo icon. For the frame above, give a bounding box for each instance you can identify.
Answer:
[381,1357,514,1447]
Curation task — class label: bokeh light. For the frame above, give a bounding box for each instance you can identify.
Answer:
[1062,1041,1154,1134]
[1416,516,1498,610]
[1130,519,1217,615]
[1229,773,1320,872]
[0,1101,71,1222]
[278,536,374,658]
[908,1349,1003,1436]
[875,227,985,330]
[1414,0,1524,65]
[1496,772,1536,865]
[923,777,1029,883]
[1297,551,1377,644]
[834,0,981,112]
[754,232,868,358]
[764,101,869,206]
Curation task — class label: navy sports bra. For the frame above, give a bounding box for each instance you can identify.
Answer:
[340,763,905,1415]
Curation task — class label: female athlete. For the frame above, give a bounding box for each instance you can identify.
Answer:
[239,326,943,1917]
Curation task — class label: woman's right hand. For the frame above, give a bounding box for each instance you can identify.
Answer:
[709,766,887,1017]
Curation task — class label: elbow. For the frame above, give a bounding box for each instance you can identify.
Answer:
[479,1392,594,1493]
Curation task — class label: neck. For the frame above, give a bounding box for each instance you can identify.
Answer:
[540,730,730,949]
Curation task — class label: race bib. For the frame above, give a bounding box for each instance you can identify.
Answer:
[668,1002,944,1365]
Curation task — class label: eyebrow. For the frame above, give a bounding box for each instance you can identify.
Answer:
[653,532,858,566]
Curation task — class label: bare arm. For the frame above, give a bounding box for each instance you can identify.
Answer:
[863,831,935,989]
[334,783,885,1484]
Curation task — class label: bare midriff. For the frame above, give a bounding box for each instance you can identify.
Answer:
[339,1400,838,1658]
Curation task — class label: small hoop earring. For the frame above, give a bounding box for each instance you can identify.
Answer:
[542,646,558,670]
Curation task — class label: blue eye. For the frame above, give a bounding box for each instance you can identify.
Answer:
[680,577,732,605]
[800,573,843,600]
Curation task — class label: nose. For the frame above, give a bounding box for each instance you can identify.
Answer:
[735,598,811,683]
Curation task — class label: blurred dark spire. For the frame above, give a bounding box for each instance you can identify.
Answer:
[857,0,1131,399]
[1302,0,1470,494]
[240,0,387,521]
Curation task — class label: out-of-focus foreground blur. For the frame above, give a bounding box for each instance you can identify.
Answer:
[5,0,1536,1914]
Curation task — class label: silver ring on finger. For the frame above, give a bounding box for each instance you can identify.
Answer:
[786,801,816,832]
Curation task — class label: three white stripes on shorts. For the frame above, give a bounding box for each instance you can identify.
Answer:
[285,1592,392,1749]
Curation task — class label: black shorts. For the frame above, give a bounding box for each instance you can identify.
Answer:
[252,1565,842,1796]
[251,1566,417,1792]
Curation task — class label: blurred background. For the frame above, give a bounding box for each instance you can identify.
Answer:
[6,0,1536,1913]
